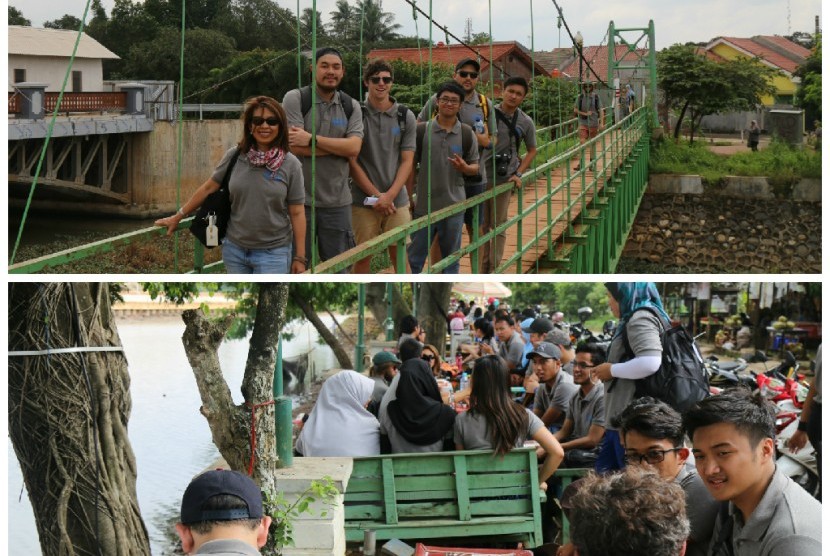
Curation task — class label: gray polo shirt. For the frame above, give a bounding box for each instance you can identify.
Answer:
[282,87,364,208]
[564,381,605,441]
[481,104,537,187]
[352,97,417,208]
[497,330,526,369]
[454,407,544,450]
[534,371,578,426]
[602,310,663,429]
[418,92,496,186]
[413,119,479,217]
[708,466,822,555]
[195,538,261,555]
[211,148,305,249]
[574,92,602,128]
[676,461,719,556]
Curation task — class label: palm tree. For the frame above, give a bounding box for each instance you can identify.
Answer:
[355,0,401,44]
[300,7,326,39]
[328,0,355,42]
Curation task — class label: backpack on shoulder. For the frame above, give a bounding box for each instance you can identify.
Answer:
[299,85,355,120]
[621,306,709,413]
[414,120,474,172]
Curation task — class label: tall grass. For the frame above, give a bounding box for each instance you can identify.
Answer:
[649,138,822,185]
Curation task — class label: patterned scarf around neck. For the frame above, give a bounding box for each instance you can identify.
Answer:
[247,147,286,174]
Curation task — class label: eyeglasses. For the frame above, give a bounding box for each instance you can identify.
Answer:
[572,362,596,369]
[437,97,461,105]
[251,116,280,126]
[624,448,682,465]
[421,354,436,361]
[369,76,393,84]
[457,71,479,79]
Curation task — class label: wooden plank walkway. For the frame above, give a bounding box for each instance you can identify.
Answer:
[454,158,610,274]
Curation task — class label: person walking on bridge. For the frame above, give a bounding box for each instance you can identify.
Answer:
[573,81,604,172]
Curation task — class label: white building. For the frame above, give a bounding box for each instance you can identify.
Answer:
[8,26,119,92]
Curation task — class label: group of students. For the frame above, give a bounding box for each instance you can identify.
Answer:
[157,46,562,274]
[172,282,821,555]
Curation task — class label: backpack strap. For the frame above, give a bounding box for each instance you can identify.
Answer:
[460,123,473,159]
[300,85,354,121]
[397,104,409,134]
[495,108,520,155]
[415,121,427,165]
[416,120,473,164]
[608,305,667,394]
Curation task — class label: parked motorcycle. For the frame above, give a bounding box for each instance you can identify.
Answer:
[775,403,820,498]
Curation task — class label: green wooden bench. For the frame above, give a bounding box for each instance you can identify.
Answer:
[344,448,545,548]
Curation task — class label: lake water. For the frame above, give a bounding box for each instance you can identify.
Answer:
[8,314,337,555]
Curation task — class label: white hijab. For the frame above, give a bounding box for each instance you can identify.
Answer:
[296,371,380,457]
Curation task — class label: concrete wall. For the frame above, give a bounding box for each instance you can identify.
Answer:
[129,119,240,212]
[9,55,104,92]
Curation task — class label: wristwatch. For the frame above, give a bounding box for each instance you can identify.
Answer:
[514,171,523,178]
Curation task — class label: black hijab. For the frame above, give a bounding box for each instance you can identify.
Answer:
[387,358,456,445]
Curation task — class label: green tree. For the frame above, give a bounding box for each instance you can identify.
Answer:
[300,7,326,39]
[214,0,298,53]
[469,31,492,45]
[124,27,236,86]
[198,49,302,103]
[355,0,401,44]
[795,34,821,128]
[9,6,31,25]
[525,75,579,127]
[658,44,776,142]
[553,283,609,321]
[328,0,357,42]
[43,14,83,30]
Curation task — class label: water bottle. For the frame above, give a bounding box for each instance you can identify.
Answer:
[473,115,485,134]
[460,372,469,392]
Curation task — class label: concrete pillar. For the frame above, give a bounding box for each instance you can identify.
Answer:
[15,82,48,120]
[119,82,148,116]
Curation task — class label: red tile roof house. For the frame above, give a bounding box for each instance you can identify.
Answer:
[366,41,550,95]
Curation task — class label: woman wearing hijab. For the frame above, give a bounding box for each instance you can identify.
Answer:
[295,371,379,457]
[592,282,669,472]
[454,356,563,488]
[380,358,456,453]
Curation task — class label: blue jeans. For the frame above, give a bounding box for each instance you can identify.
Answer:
[407,213,464,274]
[222,238,291,274]
[595,429,626,473]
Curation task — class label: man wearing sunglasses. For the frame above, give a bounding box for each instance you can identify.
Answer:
[617,397,719,556]
[283,47,364,270]
[349,60,416,273]
[417,58,497,255]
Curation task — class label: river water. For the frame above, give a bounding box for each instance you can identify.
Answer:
[8,314,338,555]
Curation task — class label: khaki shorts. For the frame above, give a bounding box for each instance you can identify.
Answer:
[578,125,599,141]
[351,204,411,245]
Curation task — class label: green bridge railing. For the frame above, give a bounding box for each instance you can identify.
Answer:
[8,109,650,274]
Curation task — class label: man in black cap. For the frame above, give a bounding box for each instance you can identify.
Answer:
[417,57,497,261]
[176,469,271,555]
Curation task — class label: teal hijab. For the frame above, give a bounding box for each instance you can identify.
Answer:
[605,282,670,338]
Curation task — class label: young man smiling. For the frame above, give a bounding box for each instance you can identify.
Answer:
[529,341,578,431]
[683,389,821,556]
[407,81,479,274]
[283,47,363,270]
[349,60,416,273]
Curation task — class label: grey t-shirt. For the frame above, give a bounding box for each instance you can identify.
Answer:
[481,104,537,187]
[453,407,543,450]
[282,87,364,208]
[708,466,822,556]
[352,98,416,208]
[211,148,305,249]
[412,119,479,216]
[564,381,605,441]
[195,538,261,555]
[602,310,663,429]
[676,460,719,556]
[497,330,526,369]
[534,371,578,426]
[575,92,602,128]
[418,91,497,186]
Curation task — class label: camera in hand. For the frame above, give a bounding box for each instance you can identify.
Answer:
[495,152,513,177]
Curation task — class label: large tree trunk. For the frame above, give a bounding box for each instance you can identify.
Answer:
[289,289,353,369]
[366,283,411,338]
[8,283,150,556]
[673,100,690,139]
[181,284,288,493]
[416,283,453,353]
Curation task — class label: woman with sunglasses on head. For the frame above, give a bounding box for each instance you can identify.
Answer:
[156,96,306,273]
[454,355,564,489]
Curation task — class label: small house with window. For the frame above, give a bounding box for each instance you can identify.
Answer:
[8,25,119,92]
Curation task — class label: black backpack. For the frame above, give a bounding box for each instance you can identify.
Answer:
[621,306,709,414]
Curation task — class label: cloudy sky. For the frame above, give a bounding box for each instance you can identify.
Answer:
[12,0,821,52]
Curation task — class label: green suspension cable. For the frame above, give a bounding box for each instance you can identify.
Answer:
[10,0,93,265]
[174,0,187,273]
[297,0,302,87]
[359,2,365,100]
[413,1,424,107]
[310,1,319,268]
[425,0,433,272]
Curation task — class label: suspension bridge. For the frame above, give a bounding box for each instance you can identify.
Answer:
[8,0,659,275]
